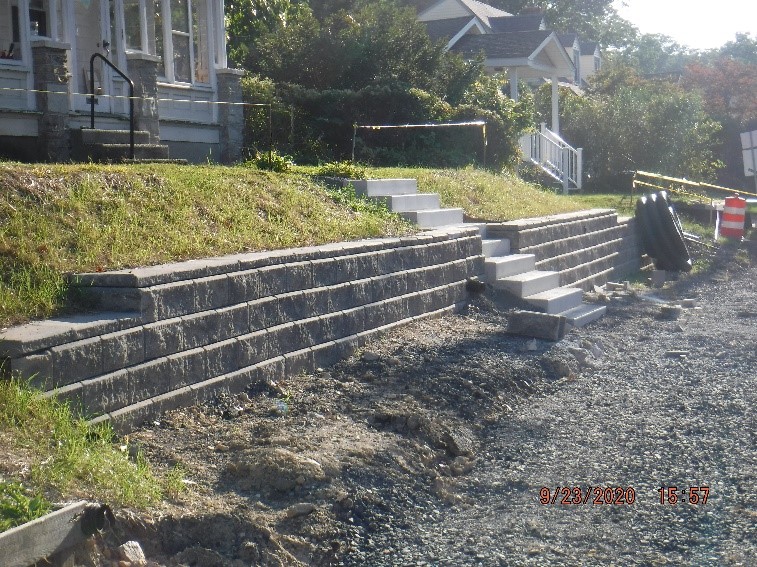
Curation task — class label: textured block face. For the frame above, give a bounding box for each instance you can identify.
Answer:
[182,310,222,350]
[101,328,145,373]
[150,281,196,320]
[144,319,184,360]
[228,269,261,303]
[169,347,206,389]
[276,291,309,323]
[10,351,54,389]
[248,296,283,330]
[285,262,314,292]
[311,258,338,287]
[194,274,230,311]
[266,323,304,356]
[237,330,269,367]
[216,304,250,340]
[205,338,240,379]
[51,336,103,386]
[257,265,289,297]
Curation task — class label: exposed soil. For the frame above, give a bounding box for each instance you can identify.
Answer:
[74,239,755,566]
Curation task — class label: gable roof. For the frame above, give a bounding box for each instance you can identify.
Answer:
[558,33,579,49]
[489,13,545,33]
[579,41,600,54]
[451,29,553,59]
[418,0,511,30]
[423,16,477,43]
[451,30,575,77]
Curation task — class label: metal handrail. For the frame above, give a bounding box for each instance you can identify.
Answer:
[89,53,134,160]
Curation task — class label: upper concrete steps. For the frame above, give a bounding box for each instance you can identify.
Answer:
[351,179,465,229]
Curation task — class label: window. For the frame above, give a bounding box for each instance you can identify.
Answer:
[29,0,47,37]
[124,0,141,49]
[153,0,208,84]
[0,0,21,60]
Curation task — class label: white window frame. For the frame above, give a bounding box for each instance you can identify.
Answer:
[156,0,210,85]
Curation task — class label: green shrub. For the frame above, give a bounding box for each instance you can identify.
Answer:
[246,150,293,172]
[314,161,367,179]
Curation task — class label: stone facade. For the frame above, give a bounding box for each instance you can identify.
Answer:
[31,40,71,162]
[126,52,162,144]
[216,68,245,164]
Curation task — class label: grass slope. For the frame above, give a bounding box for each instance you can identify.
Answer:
[0,163,411,327]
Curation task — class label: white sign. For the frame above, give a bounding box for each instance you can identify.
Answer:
[741,130,757,177]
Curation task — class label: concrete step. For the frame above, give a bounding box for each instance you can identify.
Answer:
[399,208,464,228]
[493,270,560,297]
[560,303,607,327]
[378,193,441,212]
[88,143,170,162]
[72,128,152,146]
[351,179,418,197]
[482,238,510,257]
[525,286,584,314]
[484,254,535,282]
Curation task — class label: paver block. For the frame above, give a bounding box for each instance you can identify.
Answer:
[205,338,240,378]
[51,336,103,385]
[216,303,249,340]
[228,269,261,303]
[257,265,289,297]
[237,330,269,367]
[248,296,283,330]
[101,328,145,373]
[108,398,155,434]
[285,262,314,292]
[311,258,339,287]
[7,351,53,388]
[151,386,196,415]
[267,322,304,355]
[194,274,230,311]
[143,319,184,360]
[256,356,285,384]
[276,291,310,323]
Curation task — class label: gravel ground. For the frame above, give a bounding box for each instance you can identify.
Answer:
[110,241,755,567]
[340,244,756,567]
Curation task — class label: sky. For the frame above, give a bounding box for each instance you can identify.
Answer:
[612,0,757,50]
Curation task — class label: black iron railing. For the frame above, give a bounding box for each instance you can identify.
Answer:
[89,53,134,160]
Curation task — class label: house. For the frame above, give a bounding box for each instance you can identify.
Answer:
[418,0,597,191]
[0,0,243,163]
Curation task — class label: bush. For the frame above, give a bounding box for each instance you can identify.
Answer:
[245,150,294,172]
[313,161,367,179]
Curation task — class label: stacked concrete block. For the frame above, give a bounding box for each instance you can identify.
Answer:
[0,227,482,433]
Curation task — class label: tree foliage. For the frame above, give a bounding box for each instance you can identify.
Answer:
[536,68,723,188]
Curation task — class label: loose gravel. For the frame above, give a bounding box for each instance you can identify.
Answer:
[341,248,756,566]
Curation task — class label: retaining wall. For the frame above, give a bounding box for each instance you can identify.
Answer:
[1,227,484,432]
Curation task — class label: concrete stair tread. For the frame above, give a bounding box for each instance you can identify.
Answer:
[380,193,441,212]
[560,303,607,327]
[399,208,464,229]
[524,286,584,315]
[484,254,535,281]
[352,179,418,196]
[493,270,560,297]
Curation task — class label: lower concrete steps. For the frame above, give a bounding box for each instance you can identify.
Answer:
[70,127,171,163]
[482,238,510,257]
[492,270,560,297]
[560,303,607,327]
[524,287,584,315]
[484,254,534,280]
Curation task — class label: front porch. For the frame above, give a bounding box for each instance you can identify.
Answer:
[0,0,243,163]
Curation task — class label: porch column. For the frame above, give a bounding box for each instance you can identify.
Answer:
[31,39,71,162]
[126,52,162,144]
[216,68,245,164]
[551,75,559,134]
[509,68,519,101]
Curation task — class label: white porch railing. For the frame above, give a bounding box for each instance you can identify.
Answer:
[519,123,583,193]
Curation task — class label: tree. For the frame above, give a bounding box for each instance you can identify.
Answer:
[539,68,723,187]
